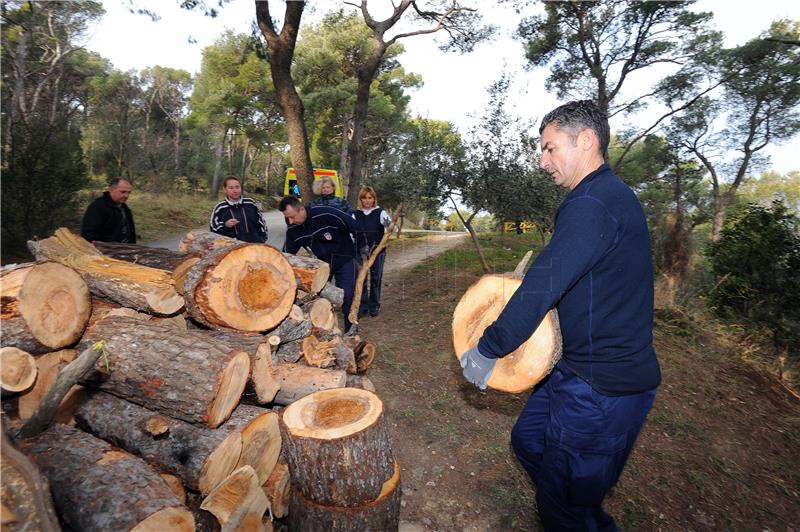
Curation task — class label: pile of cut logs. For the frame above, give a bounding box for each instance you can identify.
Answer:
[1,228,399,532]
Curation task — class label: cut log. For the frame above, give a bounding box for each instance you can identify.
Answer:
[306,298,336,331]
[356,342,376,374]
[75,392,280,495]
[319,282,344,309]
[313,331,357,374]
[161,473,187,504]
[187,491,221,532]
[263,461,291,519]
[271,363,348,406]
[80,316,250,428]
[0,430,60,532]
[27,228,184,316]
[17,350,81,421]
[94,241,199,271]
[184,243,296,332]
[301,335,336,368]
[452,274,562,393]
[0,347,37,394]
[281,388,395,506]
[345,374,376,393]
[1,261,90,354]
[172,256,201,296]
[269,309,312,344]
[288,461,401,532]
[17,423,194,532]
[274,338,306,364]
[201,466,269,531]
[198,330,281,404]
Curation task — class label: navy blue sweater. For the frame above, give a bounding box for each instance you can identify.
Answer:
[354,207,388,248]
[283,205,358,267]
[477,164,661,396]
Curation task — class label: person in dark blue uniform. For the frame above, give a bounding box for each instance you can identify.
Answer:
[460,100,661,531]
[353,186,391,317]
[209,176,268,243]
[279,196,359,333]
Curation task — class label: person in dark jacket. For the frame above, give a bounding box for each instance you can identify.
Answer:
[354,186,391,317]
[279,196,359,333]
[81,178,136,243]
[460,100,661,531]
[209,176,268,243]
[309,176,352,214]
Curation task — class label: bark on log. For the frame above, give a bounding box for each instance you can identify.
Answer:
[319,282,344,309]
[452,274,562,393]
[75,393,279,495]
[288,461,401,532]
[281,388,395,506]
[345,374,376,393]
[271,364,348,406]
[1,261,90,354]
[0,347,37,394]
[17,350,83,423]
[27,228,184,316]
[94,242,199,270]
[180,229,330,294]
[263,461,291,519]
[79,316,250,428]
[0,430,60,532]
[184,243,296,332]
[268,308,312,344]
[17,424,194,532]
[200,466,269,531]
[274,338,305,364]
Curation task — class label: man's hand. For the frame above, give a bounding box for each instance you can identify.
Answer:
[460,346,496,390]
[225,218,240,228]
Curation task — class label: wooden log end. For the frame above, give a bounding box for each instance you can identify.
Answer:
[0,347,37,393]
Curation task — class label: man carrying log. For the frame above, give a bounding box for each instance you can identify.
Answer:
[459,100,661,531]
[279,196,359,333]
[80,178,136,243]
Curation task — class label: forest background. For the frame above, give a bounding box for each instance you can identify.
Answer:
[2,0,799,384]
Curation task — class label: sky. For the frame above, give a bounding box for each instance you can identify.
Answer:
[83,0,800,174]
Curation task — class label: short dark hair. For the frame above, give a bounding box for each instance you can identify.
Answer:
[279,195,303,212]
[222,175,240,188]
[539,100,610,160]
[108,177,130,188]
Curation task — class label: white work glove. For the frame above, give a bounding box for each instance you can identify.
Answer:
[460,346,496,390]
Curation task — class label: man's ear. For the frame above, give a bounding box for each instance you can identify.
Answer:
[579,128,596,152]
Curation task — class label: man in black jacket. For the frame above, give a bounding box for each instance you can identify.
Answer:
[80,178,136,243]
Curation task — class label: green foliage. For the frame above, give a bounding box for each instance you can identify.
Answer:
[708,201,800,359]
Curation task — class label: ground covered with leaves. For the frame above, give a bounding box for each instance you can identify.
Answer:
[357,234,800,531]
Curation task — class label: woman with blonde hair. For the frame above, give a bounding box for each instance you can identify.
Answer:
[310,176,352,214]
[353,186,391,317]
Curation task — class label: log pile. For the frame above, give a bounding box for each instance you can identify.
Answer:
[1,228,397,531]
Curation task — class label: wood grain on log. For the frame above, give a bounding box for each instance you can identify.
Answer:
[80,316,249,428]
[281,388,395,506]
[184,243,296,332]
[160,473,187,504]
[263,462,291,519]
[17,424,194,532]
[271,364,348,406]
[288,461,401,532]
[452,274,562,393]
[28,228,184,316]
[307,298,336,331]
[1,261,90,353]
[0,347,37,394]
[180,229,330,293]
[16,350,82,422]
[200,466,268,531]
[0,430,60,532]
[232,405,281,485]
[95,242,199,271]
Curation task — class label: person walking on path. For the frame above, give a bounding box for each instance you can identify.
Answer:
[209,176,268,243]
[354,186,391,317]
[460,100,661,531]
[81,178,136,244]
[279,196,359,333]
[309,176,353,214]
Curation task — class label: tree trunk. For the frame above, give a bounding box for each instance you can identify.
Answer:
[233,405,282,485]
[281,388,395,507]
[271,364,348,406]
[16,424,194,532]
[80,316,250,428]
[1,261,90,354]
[0,430,61,532]
[452,274,562,393]
[319,282,344,309]
[200,466,269,531]
[0,347,37,394]
[263,461,291,519]
[255,1,315,205]
[95,241,199,272]
[288,462,400,532]
[183,243,296,332]
[306,298,337,331]
[180,229,330,294]
[27,228,183,316]
[16,349,83,423]
[210,128,227,198]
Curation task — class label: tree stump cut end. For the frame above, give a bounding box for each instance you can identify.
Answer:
[282,388,383,440]
[0,347,37,393]
[452,274,562,393]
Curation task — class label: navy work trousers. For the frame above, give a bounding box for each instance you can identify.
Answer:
[359,249,386,315]
[331,257,356,333]
[511,361,656,531]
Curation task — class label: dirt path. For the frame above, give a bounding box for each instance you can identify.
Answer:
[381,233,469,281]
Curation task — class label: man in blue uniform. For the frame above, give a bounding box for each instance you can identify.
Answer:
[279,196,359,333]
[460,100,661,531]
